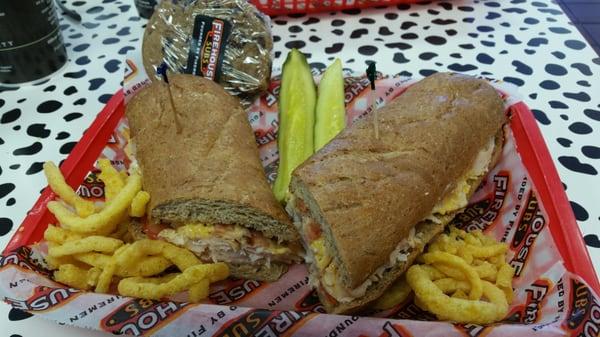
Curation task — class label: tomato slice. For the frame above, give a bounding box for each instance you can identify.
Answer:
[297,198,309,213]
[320,283,339,306]
[306,220,322,242]
[141,219,170,239]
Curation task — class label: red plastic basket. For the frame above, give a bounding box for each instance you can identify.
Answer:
[4,89,599,295]
[249,0,419,15]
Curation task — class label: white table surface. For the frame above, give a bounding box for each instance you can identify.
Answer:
[1,0,599,336]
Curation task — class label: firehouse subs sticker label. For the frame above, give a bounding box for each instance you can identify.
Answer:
[186,15,231,81]
[1,76,598,336]
[563,277,600,337]
[100,298,191,335]
[0,246,50,276]
[6,286,82,313]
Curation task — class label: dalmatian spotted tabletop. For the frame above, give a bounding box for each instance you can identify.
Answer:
[1,0,599,335]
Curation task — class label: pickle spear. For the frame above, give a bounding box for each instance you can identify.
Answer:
[273,49,316,202]
[314,59,346,151]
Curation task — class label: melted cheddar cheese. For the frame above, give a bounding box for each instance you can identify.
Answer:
[159,223,291,255]
[432,179,471,215]
[432,137,496,215]
[310,238,332,271]
[176,224,215,239]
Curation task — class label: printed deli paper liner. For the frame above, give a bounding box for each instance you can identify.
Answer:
[2,74,598,337]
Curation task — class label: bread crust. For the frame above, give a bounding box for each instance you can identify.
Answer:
[310,129,505,314]
[318,221,445,314]
[291,72,506,289]
[126,75,296,241]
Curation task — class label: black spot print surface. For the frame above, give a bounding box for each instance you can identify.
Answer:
[1,0,600,335]
[63,112,83,121]
[557,137,573,147]
[64,86,78,95]
[26,124,51,138]
[558,157,598,175]
[13,142,42,156]
[545,63,568,75]
[585,109,600,121]
[0,217,12,236]
[0,14,147,335]
[0,183,15,199]
[532,109,551,125]
[8,309,32,321]
[25,162,44,175]
[571,201,590,221]
[1,108,21,124]
[584,235,600,248]
[36,100,63,113]
[582,146,600,159]
[540,80,560,90]
[568,122,593,135]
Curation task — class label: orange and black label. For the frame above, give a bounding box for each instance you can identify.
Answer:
[268,276,311,309]
[509,192,545,277]
[124,58,138,80]
[100,298,189,335]
[212,309,310,337]
[186,15,231,81]
[0,246,51,276]
[450,199,492,230]
[209,278,263,305]
[77,169,105,200]
[454,324,492,337]
[378,321,413,337]
[5,286,80,313]
[511,192,539,248]
[264,160,278,184]
[505,279,551,324]
[294,289,325,313]
[255,124,278,146]
[389,301,436,321]
[453,323,490,337]
[451,172,509,232]
[563,278,600,336]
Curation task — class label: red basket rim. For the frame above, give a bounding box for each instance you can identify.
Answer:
[3,87,598,296]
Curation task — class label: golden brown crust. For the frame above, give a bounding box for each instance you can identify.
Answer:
[318,221,446,314]
[315,129,504,314]
[126,74,296,241]
[291,73,506,288]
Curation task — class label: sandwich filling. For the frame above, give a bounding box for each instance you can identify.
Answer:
[295,136,498,304]
[158,223,304,266]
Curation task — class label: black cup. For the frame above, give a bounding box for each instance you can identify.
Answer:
[0,0,67,85]
[134,0,159,19]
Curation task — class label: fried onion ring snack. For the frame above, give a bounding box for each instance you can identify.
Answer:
[43,160,229,302]
[377,227,515,324]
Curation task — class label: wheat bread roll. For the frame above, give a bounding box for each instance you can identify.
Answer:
[289,72,506,312]
[290,132,504,313]
[126,74,297,242]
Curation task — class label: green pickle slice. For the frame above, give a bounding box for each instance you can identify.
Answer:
[315,59,346,151]
[273,49,316,202]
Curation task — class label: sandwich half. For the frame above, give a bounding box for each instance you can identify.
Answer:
[286,72,507,313]
[126,74,303,281]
